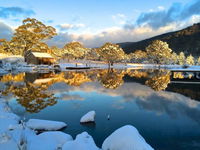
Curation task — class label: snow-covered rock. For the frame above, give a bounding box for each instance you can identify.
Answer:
[0,137,19,150]
[26,119,67,131]
[27,131,73,150]
[102,125,154,150]
[0,102,11,113]
[0,112,20,121]
[62,132,100,150]
[80,111,96,123]
[0,111,20,134]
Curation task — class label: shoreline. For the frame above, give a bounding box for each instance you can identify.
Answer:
[0,96,154,150]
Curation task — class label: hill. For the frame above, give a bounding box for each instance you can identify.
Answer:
[118,23,200,56]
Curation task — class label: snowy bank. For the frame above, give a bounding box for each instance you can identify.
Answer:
[26,119,67,131]
[102,125,154,150]
[27,131,73,150]
[62,132,100,150]
[80,111,96,123]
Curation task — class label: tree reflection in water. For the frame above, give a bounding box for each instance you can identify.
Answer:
[0,69,174,113]
[1,74,57,113]
[98,69,125,89]
[145,70,171,91]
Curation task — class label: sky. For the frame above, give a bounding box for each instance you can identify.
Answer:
[0,0,200,47]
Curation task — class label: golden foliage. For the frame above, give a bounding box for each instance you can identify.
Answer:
[63,41,89,59]
[1,18,57,55]
[146,40,173,64]
[98,69,125,89]
[1,73,25,82]
[127,70,148,78]
[97,43,125,65]
[63,71,91,86]
[2,82,57,113]
[145,70,171,91]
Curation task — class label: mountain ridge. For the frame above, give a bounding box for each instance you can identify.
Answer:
[118,23,200,56]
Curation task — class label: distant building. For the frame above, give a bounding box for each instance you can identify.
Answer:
[24,51,56,65]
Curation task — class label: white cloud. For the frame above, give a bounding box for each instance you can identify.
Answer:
[0,21,13,40]
[48,18,198,48]
[57,23,85,31]
[112,13,126,25]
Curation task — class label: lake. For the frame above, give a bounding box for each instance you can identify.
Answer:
[1,69,200,150]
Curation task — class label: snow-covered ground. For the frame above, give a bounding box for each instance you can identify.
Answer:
[0,97,154,150]
[1,54,200,73]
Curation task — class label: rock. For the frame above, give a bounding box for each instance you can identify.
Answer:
[26,119,67,131]
[62,132,100,150]
[27,131,72,150]
[80,111,96,123]
[102,125,154,150]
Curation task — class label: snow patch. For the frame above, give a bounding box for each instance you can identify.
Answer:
[80,111,96,123]
[102,125,154,150]
[62,132,100,150]
[27,131,72,150]
[26,119,67,131]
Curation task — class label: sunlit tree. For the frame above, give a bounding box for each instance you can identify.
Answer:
[0,39,17,54]
[146,40,173,64]
[197,57,200,65]
[186,54,195,65]
[85,48,100,61]
[177,52,186,65]
[171,52,178,64]
[97,43,125,66]
[0,18,57,55]
[129,50,147,63]
[50,46,63,58]
[63,41,88,60]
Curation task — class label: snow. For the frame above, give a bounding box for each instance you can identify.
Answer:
[62,132,100,150]
[80,111,96,123]
[27,131,73,150]
[26,119,67,131]
[31,52,53,58]
[102,125,154,150]
[0,138,19,150]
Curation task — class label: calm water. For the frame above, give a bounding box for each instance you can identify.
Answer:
[1,69,200,150]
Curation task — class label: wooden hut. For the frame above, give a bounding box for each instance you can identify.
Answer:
[25,51,56,65]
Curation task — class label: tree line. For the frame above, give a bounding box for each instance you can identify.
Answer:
[0,18,200,66]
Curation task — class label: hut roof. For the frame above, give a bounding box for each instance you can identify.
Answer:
[31,52,53,58]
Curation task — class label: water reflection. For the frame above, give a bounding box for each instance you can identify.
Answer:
[2,82,57,113]
[0,69,200,113]
[145,70,171,91]
[1,69,200,149]
[98,69,125,89]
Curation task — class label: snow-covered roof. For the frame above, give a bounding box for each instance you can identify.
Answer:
[32,52,53,58]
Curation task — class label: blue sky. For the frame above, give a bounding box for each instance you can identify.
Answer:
[0,0,199,47]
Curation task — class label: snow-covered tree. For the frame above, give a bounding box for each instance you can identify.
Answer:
[63,41,89,60]
[97,42,125,66]
[129,50,147,63]
[177,52,186,65]
[186,54,195,65]
[146,40,172,64]
[197,57,200,65]
[171,52,178,64]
